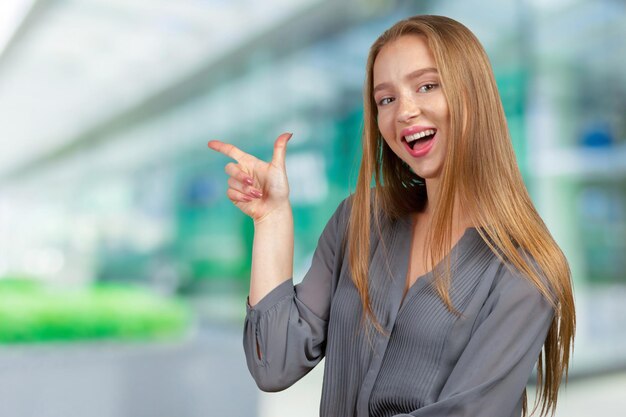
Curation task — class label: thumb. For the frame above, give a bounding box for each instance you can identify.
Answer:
[271,132,292,169]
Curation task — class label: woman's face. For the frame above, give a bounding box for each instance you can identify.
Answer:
[373,35,450,181]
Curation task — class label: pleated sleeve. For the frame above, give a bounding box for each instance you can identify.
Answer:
[242,199,348,392]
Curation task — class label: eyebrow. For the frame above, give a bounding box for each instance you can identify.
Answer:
[373,67,439,94]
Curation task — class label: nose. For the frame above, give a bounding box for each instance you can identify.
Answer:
[396,95,420,124]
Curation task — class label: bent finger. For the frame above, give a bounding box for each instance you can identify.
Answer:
[225,162,254,186]
[227,187,253,203]
[228,177,263,199]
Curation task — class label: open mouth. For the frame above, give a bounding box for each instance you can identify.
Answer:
[402,128,437,151]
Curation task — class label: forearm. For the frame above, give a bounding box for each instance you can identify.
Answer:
[249,203,294,306]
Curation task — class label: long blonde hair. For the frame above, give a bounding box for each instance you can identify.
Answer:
[348,15,575,416]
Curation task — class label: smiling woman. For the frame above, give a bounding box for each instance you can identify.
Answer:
[208,14,575,417]
[373,36,449,181]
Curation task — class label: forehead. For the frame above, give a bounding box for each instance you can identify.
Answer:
[373,35,437,82]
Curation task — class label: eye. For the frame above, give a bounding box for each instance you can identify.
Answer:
[377,97,394,106]
[418,83,438,93]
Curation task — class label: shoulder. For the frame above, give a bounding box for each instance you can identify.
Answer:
[326,195,353,231]
[461,249,555,338]
[488,249,553,309]
[314,196,354,250]
[325,191,406,242]
[327,193,392,233]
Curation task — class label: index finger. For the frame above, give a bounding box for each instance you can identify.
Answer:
[208,140,247,163]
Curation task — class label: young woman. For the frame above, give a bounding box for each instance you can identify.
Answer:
[208,15,575,417]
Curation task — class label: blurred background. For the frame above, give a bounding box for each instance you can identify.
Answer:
[0,0,625,416]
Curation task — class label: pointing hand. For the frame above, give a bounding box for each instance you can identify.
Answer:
[208,133,292,222]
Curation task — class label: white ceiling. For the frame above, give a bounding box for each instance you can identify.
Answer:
[1,0,623,182]
[0,0,319,178]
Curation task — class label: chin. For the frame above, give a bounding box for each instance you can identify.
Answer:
[406,165,439,180]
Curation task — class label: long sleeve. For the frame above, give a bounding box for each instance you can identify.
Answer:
[395,263,555,417]
[242,199,348,392]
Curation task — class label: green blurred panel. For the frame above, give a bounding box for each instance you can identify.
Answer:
[495,69,529,180]
[97,251,152,282]
[175,179,252,285]
[0,278,190,344]
[575,181,626,284]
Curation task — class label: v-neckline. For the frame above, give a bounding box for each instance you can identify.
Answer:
[398,223,477,310]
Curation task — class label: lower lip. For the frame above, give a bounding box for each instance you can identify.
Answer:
[402,133,436,157]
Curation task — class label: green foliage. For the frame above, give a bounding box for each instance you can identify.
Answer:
[0,278,191,344]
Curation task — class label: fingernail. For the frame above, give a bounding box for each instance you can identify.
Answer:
[245,177,254,186]
[244,196,253,202]
[250,189,263,198]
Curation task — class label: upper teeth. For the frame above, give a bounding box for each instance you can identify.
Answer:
[405,129,436,142]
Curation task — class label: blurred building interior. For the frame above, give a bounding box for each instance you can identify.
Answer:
[0,0,625,416]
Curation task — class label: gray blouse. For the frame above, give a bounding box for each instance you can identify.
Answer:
[243,198,554,417]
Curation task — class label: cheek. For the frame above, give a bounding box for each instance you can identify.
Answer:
[377,117,394,149]
[377,112,394,140]
[433,100,447,118]
[438,99,451,123]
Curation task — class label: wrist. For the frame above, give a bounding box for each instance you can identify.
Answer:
[253,202,293,227]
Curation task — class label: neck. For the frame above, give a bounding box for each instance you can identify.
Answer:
[424,177,440,210]
[422,177,473,233]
